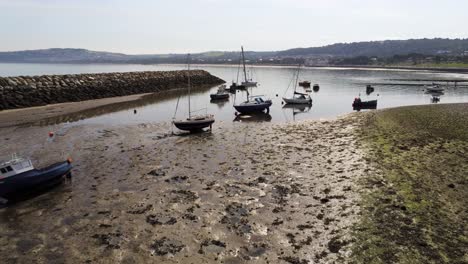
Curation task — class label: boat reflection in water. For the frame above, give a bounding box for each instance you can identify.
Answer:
[233,112,272,123]
[282,103,312,121]
[210,97,230,108]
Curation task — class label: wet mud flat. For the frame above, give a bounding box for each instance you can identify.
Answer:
[0,116,367,263]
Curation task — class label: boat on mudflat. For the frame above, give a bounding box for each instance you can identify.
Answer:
[0,155,72,200]
[352,97,377,109]
[173,54,215,132]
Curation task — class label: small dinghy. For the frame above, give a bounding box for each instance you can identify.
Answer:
[352,97,377,110]
[0,155,72,200]
[210,86,230,100]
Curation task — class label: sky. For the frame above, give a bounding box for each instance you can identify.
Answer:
[0,0,467,54]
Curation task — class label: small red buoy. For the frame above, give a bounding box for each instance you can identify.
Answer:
[48,131,54,137]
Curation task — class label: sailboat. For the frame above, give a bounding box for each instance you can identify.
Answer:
[173,54,215,132]
[282,65,312,104]
[233,89,272,114]
[240,46,257,87]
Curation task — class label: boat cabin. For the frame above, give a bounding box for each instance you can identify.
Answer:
[0,157,34,179]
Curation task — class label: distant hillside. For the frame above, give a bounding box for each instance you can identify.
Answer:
[1,39,467,64]
[278,38,468,57]
[0,48,132,63]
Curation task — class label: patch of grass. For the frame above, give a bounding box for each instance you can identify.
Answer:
[352,103,468,263]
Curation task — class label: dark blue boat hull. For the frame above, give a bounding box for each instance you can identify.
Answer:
[0,161,72,199]
[234,101,272,114]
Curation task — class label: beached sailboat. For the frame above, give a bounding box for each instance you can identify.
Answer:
[283,66,312,104]
[173,55,215,132]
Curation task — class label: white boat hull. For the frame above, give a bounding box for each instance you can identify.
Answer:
[282,97,312,104]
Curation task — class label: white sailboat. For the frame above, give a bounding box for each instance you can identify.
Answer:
[173,54,215,132]
[282,65,312,104]
[240,46,257,87]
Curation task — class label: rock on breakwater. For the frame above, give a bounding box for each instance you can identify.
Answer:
[0,70,224,110]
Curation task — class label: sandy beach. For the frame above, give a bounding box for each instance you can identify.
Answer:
[0,113,367,263]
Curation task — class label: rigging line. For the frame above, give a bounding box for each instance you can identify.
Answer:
[283,68,296,97]
[187,54,192,118]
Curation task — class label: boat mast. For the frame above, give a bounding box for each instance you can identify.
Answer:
[187,54,191,118]
[241,46,248,83]
[294,64,300,93]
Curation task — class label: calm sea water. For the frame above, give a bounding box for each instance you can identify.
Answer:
[1,63,468,126]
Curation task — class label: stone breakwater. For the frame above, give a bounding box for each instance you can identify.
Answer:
[0,70,224,110]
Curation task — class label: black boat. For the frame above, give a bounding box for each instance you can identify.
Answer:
[173,54,215,132]
[366,85,375,95]
[210,86,230,100]
[352,97,377,110]
[0,156,72,200]
[234,95,272,114]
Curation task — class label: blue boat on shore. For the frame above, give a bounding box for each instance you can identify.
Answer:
[0,155,72,201]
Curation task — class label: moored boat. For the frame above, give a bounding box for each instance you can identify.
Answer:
[425,84,444,93]
[210,86,230,100]
[283,92,312,104]
[0,155,72,200]
[283,65,312,104]
[173,54,215,132]
[313,84,320,92]
[234,95,272,114]
[366,84,375,95]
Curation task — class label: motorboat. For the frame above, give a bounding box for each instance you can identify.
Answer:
[0,155,72,200]
[210,86,230,100]
[173,54,215,132]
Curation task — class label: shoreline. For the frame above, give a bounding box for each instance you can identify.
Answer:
[2,61,468,74]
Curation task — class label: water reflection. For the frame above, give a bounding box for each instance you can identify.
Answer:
[233,112,272,123]
[282,104,312,121]
[31,85,215,127]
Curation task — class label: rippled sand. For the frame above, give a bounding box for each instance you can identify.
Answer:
[0,115,368,263]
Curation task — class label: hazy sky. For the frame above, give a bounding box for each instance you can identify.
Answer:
[0,0,467,54]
